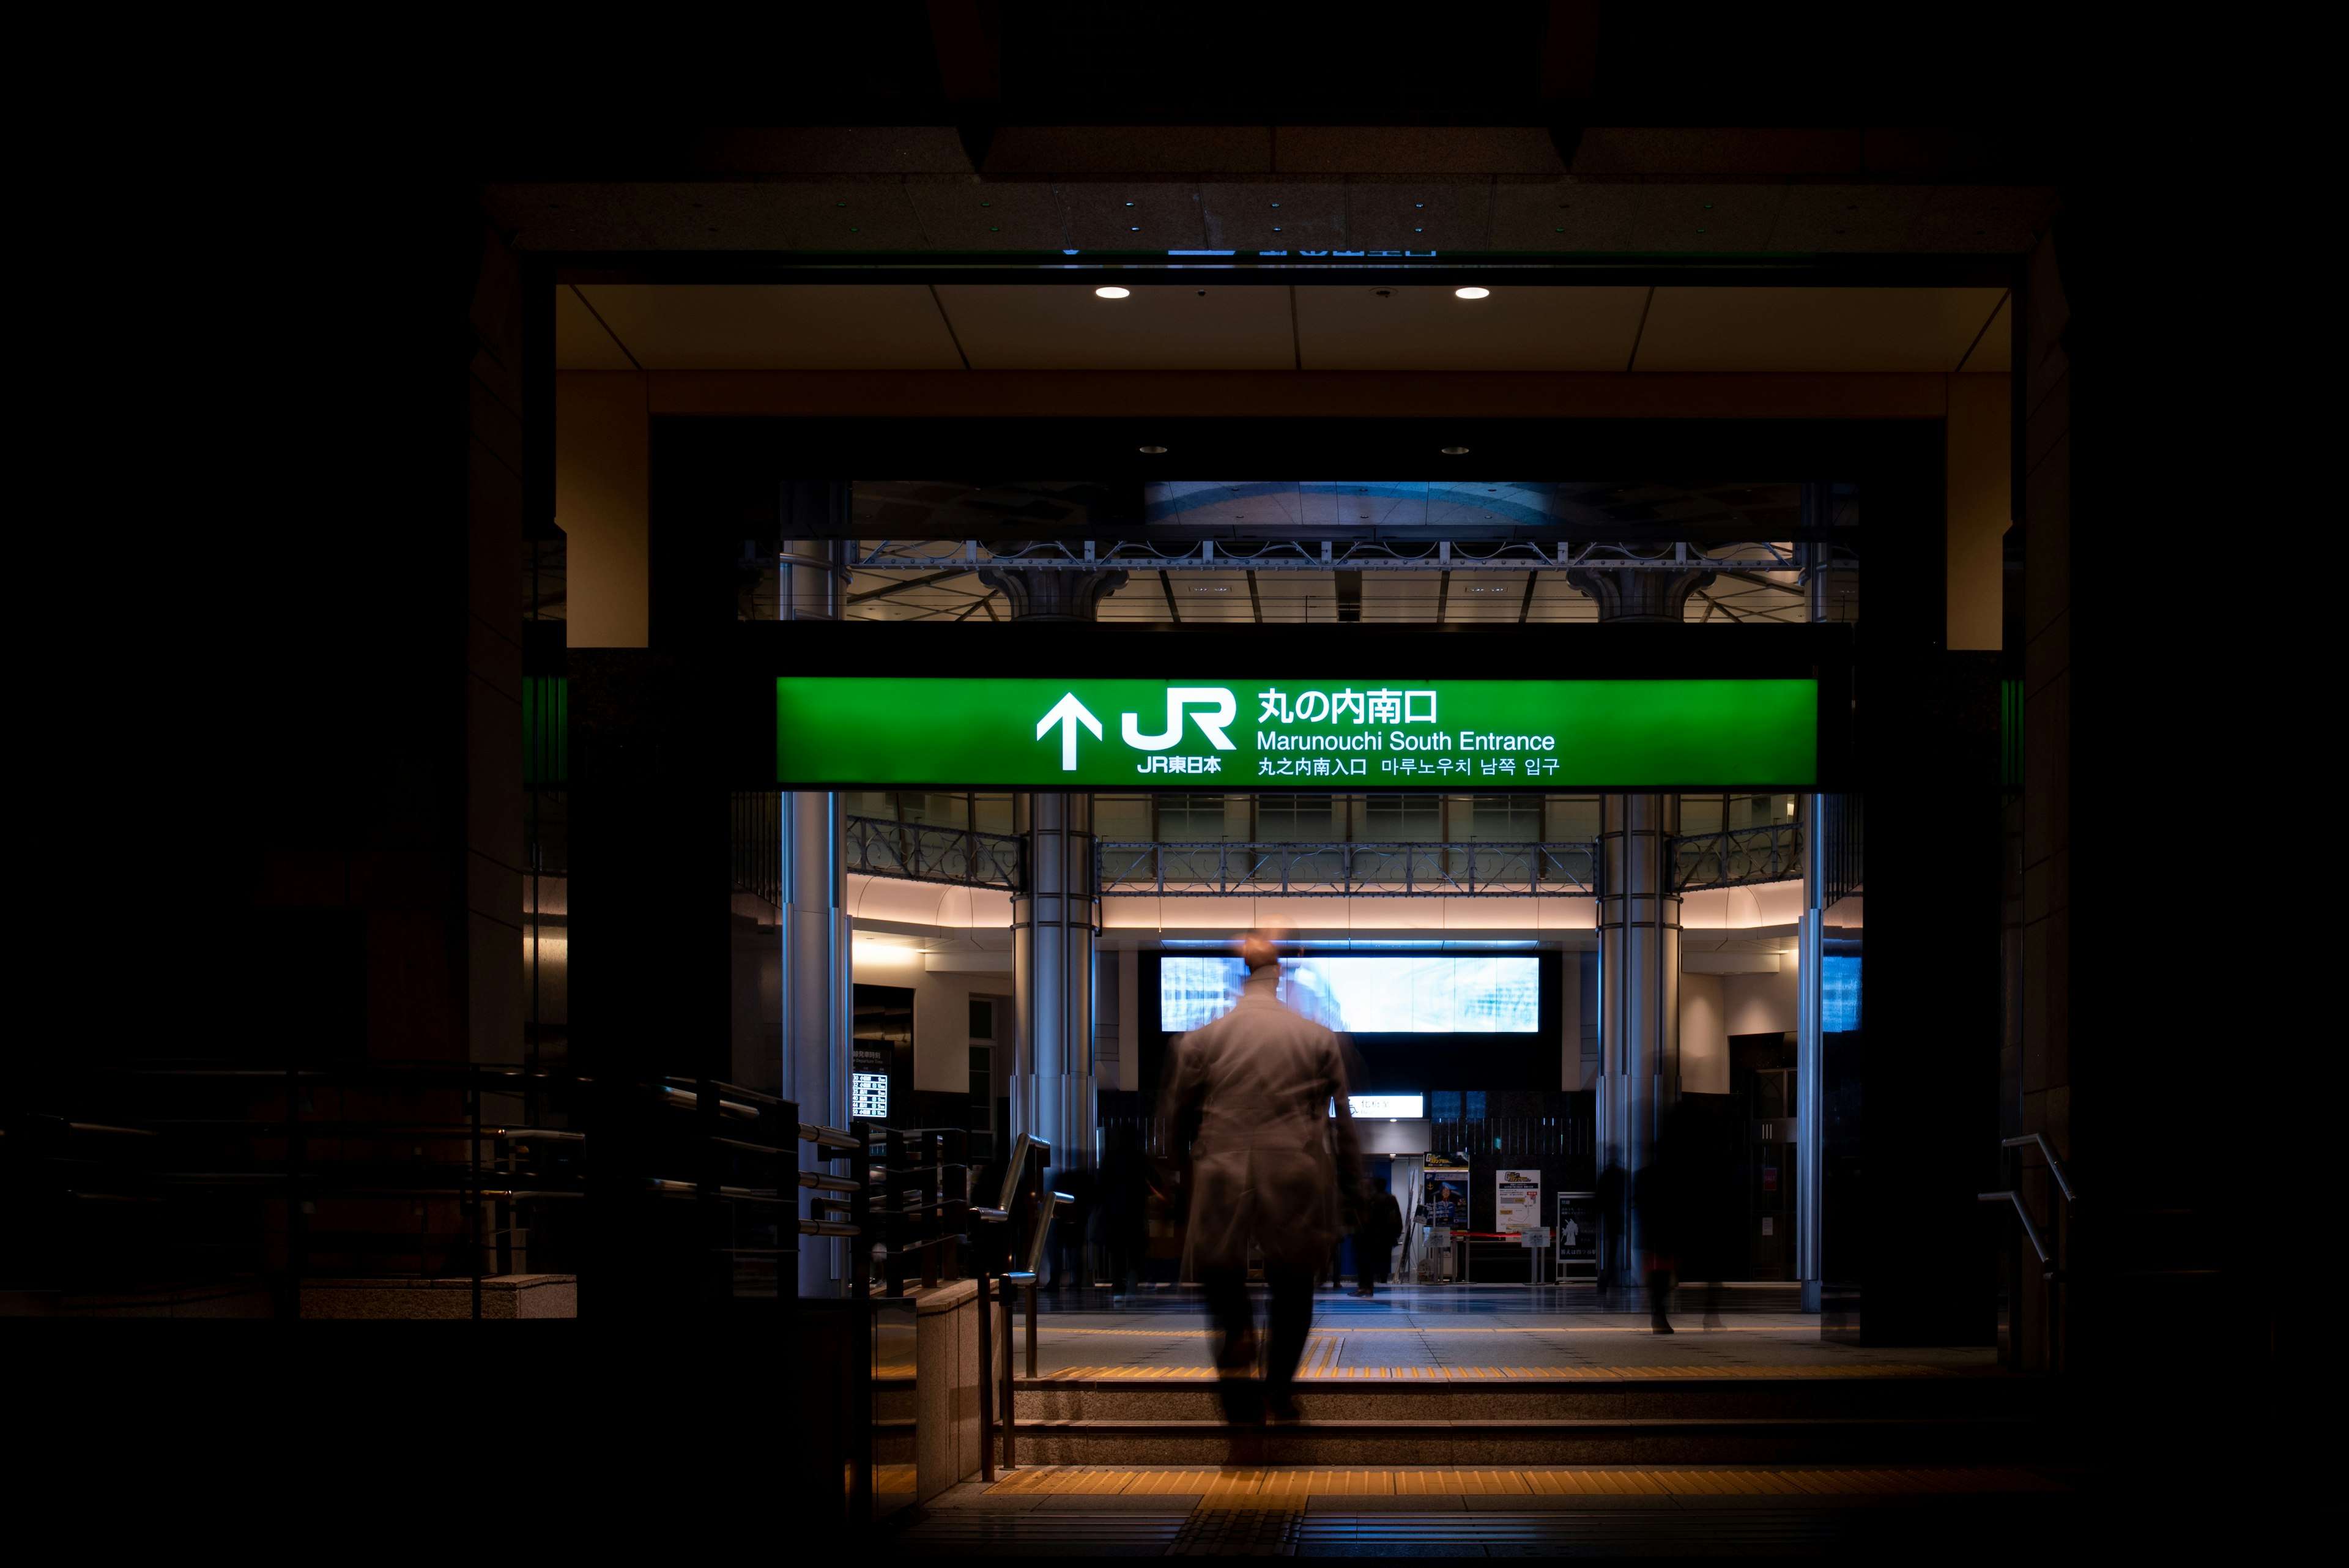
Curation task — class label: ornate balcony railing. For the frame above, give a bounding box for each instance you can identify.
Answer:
[1671,822,1802,891]
[839,819,1802,899]
[1097,841,1599,897]
[844,816,1025,892]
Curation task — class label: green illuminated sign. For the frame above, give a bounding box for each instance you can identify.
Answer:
[775,677,1814,788]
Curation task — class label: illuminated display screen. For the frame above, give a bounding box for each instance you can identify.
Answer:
[1332,1094,1427,1119]
[850,1072,890,1120]
[1161,957,1538,1034]
[1822,956,1861,1033]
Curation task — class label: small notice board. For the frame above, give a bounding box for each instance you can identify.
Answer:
[1495,1169,1542,1233]
[1555,1191,1599,1279]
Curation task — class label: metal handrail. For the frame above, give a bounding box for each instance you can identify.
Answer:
[1979,1133,2074,1277]
[1977,1189,2051,1264]
[2002,1133,2077,1207]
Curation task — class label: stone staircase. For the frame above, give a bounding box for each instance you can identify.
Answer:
[1008,1369,2046,1466]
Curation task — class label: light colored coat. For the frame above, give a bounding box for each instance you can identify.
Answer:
[1164,969,1363,1271]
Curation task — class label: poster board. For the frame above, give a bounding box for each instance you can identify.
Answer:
[1555,1191,1599,1279]
[1423,1156,1469,1229]
[1494,1169,1542,1233]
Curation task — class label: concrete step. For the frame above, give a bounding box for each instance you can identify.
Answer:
[1015,1373,2042,1425]
[997,1414,2044,1466]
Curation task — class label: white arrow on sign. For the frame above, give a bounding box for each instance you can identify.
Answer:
[1036,692,1104,771]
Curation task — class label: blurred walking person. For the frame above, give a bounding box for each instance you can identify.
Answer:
[1162,934,1365,1424]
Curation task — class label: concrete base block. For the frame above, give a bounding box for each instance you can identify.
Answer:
[299,1275,576,1319]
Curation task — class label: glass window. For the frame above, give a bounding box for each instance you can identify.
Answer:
[1156,793,1238,839]
[1362,793,1439,841]
[1468,795,1542,841]
[1256,792,1335,842]
[1094,794,1152,839]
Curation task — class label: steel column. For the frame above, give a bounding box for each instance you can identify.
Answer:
[1598,791,1681,1289]
[1011,790,1098,1247]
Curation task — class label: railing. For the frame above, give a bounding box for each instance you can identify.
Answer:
[845,815,1024,891]
[1099,841,1600,897]
[9,1062,811,1315]
[1671,822,1803,891]
[832,823,1806,898]
[1978,1133,2076,1376]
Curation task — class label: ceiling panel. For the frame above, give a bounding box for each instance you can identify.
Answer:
[1297,286,1647,371]
[573,284,963,370]
[1635,287,2007,372]
[1361,574,1442,623]
[935,284,1294,370]
[555,286,636,370]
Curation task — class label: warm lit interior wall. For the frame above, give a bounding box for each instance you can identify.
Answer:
[1680,971,1730,1094]
[851,940,1011,1096]
[1724,966,1799,1036]
[555,371,650,647]
[1946,371,2012,650]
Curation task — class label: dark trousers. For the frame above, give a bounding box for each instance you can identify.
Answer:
[1199,1262,1318,1419]
[1356,1234,1394,1291]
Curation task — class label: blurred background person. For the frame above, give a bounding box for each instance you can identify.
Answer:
[1162,933,1365,1424]
[1634,1127,1688,1334]
[1354,1182,1403,1298]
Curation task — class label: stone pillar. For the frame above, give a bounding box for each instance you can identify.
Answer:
[975,564,1129,621]
[1011,790,1098,1234]
[1597,792,1682,1284]
[785,789,850,1297]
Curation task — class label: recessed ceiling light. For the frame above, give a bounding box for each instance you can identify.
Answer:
[1441,446,1469,455]
[1455,287,1491,300]
[1095,286,1131,299]
[1138,445,1167,453]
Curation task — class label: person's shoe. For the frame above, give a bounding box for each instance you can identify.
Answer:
[1652,1320,1675,1334]
[1264,1392,1302,1425]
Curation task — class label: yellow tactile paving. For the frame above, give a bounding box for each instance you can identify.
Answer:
[985,1466,2064,1502]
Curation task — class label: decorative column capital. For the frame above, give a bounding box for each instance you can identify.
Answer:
[978,565,1130,622]
[1564,564,1717,623]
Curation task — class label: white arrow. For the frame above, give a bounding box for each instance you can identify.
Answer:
[1036,692,1104,771]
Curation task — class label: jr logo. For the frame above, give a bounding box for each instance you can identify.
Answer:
[1122,687,1238,752]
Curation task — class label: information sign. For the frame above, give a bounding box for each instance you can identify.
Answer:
[1555,1192,1599,1277]
[849,1071,889,1120]
[776,676,1814,789]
